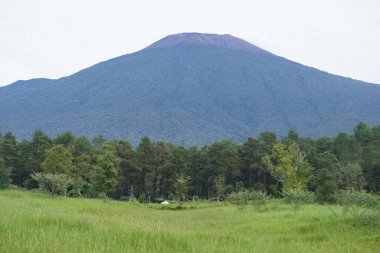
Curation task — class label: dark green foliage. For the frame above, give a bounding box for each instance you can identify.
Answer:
[42,145,73,174]
[149,142,172,199]
[314,168,340,204]
[354,122,372,144]
[14,140,32,187]
[0,158,12,189]
[339,163,366,191]
[110,140,139,199]
[173,176,190,201]
[0,133,17,170]
[138,193,147,203]
[311,152,341,203]
[136,137,152,195]
[0,123,379,202]
[54,132,75,148]
[29,130,52,176]
[0,133,18,186]
[92,144,120,198]
[92,135,107,151]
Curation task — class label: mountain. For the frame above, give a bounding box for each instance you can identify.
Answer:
[1,33,380,146]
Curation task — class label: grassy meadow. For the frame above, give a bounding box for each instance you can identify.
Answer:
[0,189,379,253]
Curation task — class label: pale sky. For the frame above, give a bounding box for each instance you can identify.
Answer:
[0,0,379,86]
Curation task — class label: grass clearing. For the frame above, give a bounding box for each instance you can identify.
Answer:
[0,189,379,252]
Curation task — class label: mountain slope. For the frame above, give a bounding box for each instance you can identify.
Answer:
[1,33,380,145]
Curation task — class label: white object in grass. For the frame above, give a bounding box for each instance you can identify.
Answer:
[161,200,169,205]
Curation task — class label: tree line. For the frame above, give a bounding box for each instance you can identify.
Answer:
[0,122,379,202]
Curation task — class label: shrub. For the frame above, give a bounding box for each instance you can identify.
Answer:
[250,191,269,210]
[228,190,269,212]
[252,183,266,192]
[315,180,338,204]
[283,189,315,209]
[138,193,147,203]
[334,190,379,228]
[98,192,107,200]
[228,190,250,213]
[192,195,200,202]
[31,172,71,197]
[235,181,245,192]
[335,190,378,211]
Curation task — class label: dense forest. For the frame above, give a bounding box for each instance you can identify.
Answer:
[0,122,379,202]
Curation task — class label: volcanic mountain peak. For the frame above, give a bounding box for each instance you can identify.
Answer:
[145,32,267,53]
[1,33,380,146]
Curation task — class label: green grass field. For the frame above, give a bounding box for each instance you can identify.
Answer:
[0,190,379,253]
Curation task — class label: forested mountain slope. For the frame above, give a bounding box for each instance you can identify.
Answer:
[1,33,380,145]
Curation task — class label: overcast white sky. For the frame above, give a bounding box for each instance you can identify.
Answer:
[0,0,379,86]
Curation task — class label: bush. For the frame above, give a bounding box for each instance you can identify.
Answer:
[252,183,266,192]
[250,191,269,210]
[235,181,245,192]
[334,190,379,228]
[138,193,147,203]
[228,190,250,213]
[98,192,107,200]
[283,190,315,209]
[335,190,378,210]
[31,172,71,197]
[228,190,269,212]
[168,193,176,201]
[192,195,200,202]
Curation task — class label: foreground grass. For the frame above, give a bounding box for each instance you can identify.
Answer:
[0,190,379,253]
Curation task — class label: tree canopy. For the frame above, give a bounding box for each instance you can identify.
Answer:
[0,122,379,202]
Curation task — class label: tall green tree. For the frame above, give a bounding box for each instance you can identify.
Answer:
[185,146,203,197]
[92,144,120,199]
[0,132,18,184]
[15,140,32,187]
[42,145,73,174]
[239,137,265,189]
[136,137,153,195]
[92,135,107,151]
[311,152,341,203]
[0,158,12,189]
[262,143,293,191]
[30,130,52,177]
[55,132,75,148]
[71,136,95,197]
[258,132,277,190]
[339,162,366,191]
[263,142,311,191]
[174,175,189,202]
[72,136,94,157]
[110,140,139,198]
[208,140,239,196]
[149,141,172,199]
[354,122,372,145]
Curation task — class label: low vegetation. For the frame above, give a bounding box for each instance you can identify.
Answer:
[0,189,379,253]
[0,123,379,251]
